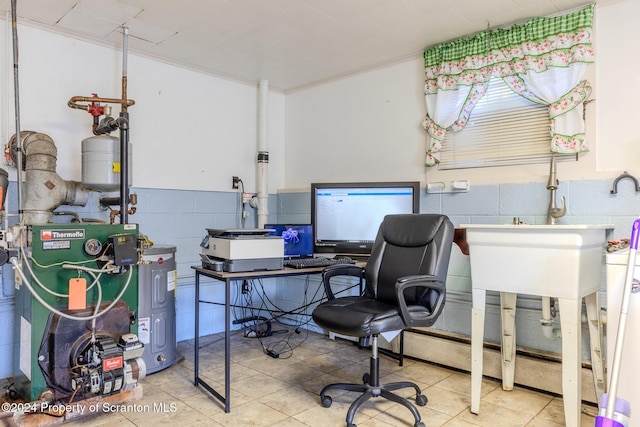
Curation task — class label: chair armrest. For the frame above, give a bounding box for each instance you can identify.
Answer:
[395,275,446,327]
[321,264,365,300]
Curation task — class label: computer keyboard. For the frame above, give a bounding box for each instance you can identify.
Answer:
[283,257,356,269]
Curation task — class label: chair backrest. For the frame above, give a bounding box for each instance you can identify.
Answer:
[364,214,454,312]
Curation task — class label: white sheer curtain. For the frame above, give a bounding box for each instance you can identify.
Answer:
[422,83,489,165]
[422,86,473,166]
[503,64,591,153]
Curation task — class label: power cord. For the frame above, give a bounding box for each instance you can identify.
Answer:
[232,276,360,360]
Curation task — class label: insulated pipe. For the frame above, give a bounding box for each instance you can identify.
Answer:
[256,79,269,228]
[20,132,89,224]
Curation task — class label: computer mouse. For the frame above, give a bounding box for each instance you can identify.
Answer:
[336,256,354,264]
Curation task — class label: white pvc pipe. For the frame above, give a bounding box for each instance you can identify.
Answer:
[257,79,269,228]
[540,296,561,339]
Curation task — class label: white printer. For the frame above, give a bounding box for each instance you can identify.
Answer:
[200,228,284,272]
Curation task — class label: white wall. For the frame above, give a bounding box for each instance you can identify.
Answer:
[285,58,427,190]
[4,1,635,196]
[284,0,638,190]
[0,21,285,195]
[595,0,640,173]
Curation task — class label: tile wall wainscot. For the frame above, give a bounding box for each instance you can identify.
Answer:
[1,179,639,388]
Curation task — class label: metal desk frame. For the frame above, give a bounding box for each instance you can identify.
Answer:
[192,264,364,413]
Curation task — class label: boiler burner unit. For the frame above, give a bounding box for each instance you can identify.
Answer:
[13,223,143,401]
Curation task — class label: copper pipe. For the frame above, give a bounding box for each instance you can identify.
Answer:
[109,209,119,224]
[67,95,135,111]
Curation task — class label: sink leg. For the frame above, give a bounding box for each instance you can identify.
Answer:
[558,297,582,427]
[585,292,606,399]
[471,288,486,414]
[500,292,517,391]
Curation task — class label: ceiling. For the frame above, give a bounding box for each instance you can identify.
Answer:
[1,0,601,92]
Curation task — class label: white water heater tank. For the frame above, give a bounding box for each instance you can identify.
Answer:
[82,135,132,192]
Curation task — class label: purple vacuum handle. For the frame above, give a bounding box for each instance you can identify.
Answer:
[630,218,640,250]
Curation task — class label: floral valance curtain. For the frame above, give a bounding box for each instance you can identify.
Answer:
[422,4,595,166]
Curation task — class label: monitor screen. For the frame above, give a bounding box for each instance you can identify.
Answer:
[311,182,420,255]
[265,224,314,259]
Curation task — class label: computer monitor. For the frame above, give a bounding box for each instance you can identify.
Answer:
[311,181,420,256]
[265,224,314,259]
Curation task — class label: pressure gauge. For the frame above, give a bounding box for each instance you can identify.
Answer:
[84,238,103,256]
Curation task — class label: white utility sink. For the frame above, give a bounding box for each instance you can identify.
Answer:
[461,223,613,427]
[463,224,612,299]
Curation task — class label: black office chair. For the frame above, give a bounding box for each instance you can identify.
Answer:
[312,213,454,427]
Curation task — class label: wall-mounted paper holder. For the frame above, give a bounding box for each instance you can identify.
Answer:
[426,180,470,194]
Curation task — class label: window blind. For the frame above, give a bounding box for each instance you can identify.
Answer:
[439,78,571,170]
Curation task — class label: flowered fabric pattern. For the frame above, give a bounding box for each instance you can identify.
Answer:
[422,4,594,166]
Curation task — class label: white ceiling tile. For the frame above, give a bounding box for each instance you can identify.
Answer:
[8,0,77,25]
[549,0,595,11]
[133,0,211,31]
[120,0,159,10]
[56,6,120,38]
[124,17,175,43]
[2,0,599,91]
[75,0,141,25]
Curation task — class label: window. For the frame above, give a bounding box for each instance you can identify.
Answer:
[422,4,594,168]
[438,78,572,170]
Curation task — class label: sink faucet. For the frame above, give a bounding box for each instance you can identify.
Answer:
[546,156,566,225]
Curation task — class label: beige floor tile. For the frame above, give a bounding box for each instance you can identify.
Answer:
[533,397,599,427]
[283,344,329,364]
[270,418,312,427]
[302,352,361,375]
[441,418,483,426]
[526,416,565,427]
[174,389,226,418]
[61,411,136,427]
[210,400,288,426]
[257,386,320,416]
[325,389,398,419]
[388,361,454,387]
[120,399,213,426]
[200,360,263,383]
[434,372,500,399]
[375,404,452,427]
[328,362,371,383]
[294,400,372,427]
[142,364,195,391]
[481,386,553,417]
[243,357,326,386]
[195,371,254,408]
[23,330,598,427]
[358,417,398,427]
[455,400,536,426]
[231,372,293,399]
[419,385,469,418]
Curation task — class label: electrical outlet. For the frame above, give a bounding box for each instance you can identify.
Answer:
[232,176,239,189]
